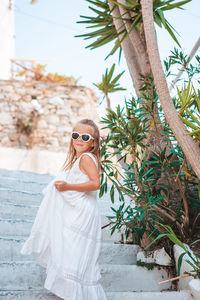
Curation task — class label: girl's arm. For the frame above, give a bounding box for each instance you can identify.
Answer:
[54,155,100,192]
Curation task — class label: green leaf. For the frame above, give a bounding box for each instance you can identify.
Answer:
[157,9,166,27]
[110,184,115,203]
[107,64,115,82]
[164,19,181,47]
[111,206,117,213]
[177,252,186,275]
[179,116,198,130]
[144,233,167,250]
[162,0,192,11]
[142,168,154,178]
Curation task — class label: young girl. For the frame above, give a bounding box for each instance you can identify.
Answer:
[20,119,108,300]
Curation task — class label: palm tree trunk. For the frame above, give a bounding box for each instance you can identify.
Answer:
[108,0,170,153]
[141,0,200,179]
[105,94,111,110]
[118,0,151,75]
[108,0,142,96]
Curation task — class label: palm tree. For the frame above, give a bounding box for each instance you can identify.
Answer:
[93,63,126,109]
[76,0,200,179]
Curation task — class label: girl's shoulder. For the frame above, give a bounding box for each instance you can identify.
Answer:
[78,152,98,166]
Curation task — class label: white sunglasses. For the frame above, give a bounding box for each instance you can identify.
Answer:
[71,131,94,142]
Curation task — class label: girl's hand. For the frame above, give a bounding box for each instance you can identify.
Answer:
[54,181,68,192]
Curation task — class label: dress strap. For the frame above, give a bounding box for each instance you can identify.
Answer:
[78,152,98,168]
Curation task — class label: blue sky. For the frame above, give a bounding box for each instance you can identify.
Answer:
[14,0,200,116]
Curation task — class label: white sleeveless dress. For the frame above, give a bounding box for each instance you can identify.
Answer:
[20,152,108,300]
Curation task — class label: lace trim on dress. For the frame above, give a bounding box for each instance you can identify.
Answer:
[52,263,101,286]
[64,224,101,242]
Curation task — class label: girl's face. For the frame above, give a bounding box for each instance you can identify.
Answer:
[72,124,95,155]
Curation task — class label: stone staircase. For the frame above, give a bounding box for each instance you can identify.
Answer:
[0,168,192,300]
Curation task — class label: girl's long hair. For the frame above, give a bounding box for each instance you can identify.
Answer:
[60,119,101,174]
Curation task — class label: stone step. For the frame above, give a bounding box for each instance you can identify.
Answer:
[0,168,53,183]
[0,175,115,196]
[0,198,126,221]
[0,262,172,292]
[100,264,172,292]
[0,202,40,220]
[0,181,116,202]
[0,290,192,300]
[0,187,125,211]
[0,168,131,204]
[0,187,42,206]
[0,235,139,264]
[0,217,123,243]
[0,168,110,192]
[0,168,113,193]
[0,201,120,225]
[107,291,192,300]
[0,177,49,194]
[0,169,181,298]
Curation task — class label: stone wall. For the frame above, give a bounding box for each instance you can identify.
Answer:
[0,79,100,152]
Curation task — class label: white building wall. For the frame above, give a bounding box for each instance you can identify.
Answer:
[0,0,14,79]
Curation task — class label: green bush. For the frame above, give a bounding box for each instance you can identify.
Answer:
[99,52,200,248]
